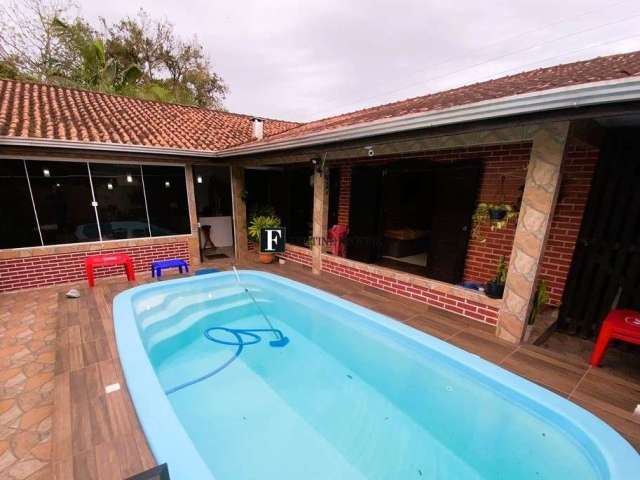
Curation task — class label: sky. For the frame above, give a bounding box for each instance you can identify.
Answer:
[70,0,640,121]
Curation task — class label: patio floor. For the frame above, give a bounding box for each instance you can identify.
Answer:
[0,258,638,479]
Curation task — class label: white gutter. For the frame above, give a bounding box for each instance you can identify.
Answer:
[2,77,640,158]
[0,136,218,157]
[217,76,640,157]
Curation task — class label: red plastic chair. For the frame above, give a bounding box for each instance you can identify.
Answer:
[590,309,640,367]
[327,225,348,257]
[84,253,135,287]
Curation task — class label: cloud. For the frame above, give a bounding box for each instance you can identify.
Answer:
[74,0,640,121]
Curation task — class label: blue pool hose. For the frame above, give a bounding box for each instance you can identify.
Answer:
[165,269,290,395]
[165,326,287,395]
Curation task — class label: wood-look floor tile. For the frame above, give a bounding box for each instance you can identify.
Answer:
[402,314,466,340]
[448,329,517,364]
[500,347,587,396]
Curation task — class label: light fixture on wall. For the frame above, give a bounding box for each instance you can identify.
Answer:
[55,183,61,188]
[126,174,133,183]
[107,183,114,190]
[197,175,203,184]
[43,168,50,177]
[164,180,171,188]
[364,145,375,157]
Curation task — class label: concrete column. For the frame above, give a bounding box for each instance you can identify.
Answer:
[184,164,201,267]
[230,165,248,261]
[496,122,570,343]
[312,168,328,274]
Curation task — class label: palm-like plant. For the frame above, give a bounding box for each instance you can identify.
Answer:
[51,17,143,94]
[248,215,281,243]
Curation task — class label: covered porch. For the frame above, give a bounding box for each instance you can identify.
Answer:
[226,116,640,351]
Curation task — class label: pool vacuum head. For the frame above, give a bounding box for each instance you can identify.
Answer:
[269,336,290,348]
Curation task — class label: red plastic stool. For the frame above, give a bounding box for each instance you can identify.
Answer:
[589,309,640,367]
[84,253,135,287]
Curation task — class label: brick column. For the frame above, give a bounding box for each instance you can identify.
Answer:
[312,168,328,274]
[230,166,248,261]
[496,122,570,343]
[184,164,201,267]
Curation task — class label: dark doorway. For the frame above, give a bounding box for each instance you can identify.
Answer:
[346,159,482,284]
[347,166,384,262]
[245,166,313,247]
[426,161,483,283]
[558,129,640,338]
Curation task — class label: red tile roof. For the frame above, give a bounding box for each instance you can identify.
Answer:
[2,51,640,154]
[0,79,300,152]
[260,51,640,143]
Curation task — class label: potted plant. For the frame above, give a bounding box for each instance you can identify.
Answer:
[485,255,507,299]
[524,280,550,340]
[471,203,518,241]
[248,214,281,264]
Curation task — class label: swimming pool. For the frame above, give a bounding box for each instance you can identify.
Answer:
[114,270,639,479]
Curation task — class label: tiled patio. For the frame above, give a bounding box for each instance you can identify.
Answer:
[0,258,638,479]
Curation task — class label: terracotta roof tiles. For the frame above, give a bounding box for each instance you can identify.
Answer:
[0,80,300,152]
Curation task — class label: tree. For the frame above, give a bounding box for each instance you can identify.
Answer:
[104,10,227,108]
[51,17,143,94]
[0,1,227,108]
[0,0,77,81]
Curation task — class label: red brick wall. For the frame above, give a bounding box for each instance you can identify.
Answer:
[330,142,599,307]
[322,258,499,324]
[463,144,531,282]
[337,166,352,225]
[539,145,599,304]
[0,240,190,292]
[279,245,499,325]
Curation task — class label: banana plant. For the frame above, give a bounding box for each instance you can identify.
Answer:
[52,17,143,93]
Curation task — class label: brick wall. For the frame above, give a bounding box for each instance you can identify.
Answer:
[337,166,352,225]
[279,244,500,325]
[539,145,599,304]
[330,142,599,307]
[0,239,190,292]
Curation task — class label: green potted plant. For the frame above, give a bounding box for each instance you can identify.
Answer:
[248,214,281,264]
[471,203,518,241]
[485,255,507,299]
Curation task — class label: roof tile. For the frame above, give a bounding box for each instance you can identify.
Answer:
[0,80,299,151]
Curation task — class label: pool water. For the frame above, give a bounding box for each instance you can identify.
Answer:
[117,271,631,480]
[114,272,640,480]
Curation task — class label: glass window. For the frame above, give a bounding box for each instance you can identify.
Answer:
[0,160,41,248]
[90,163,149,240]
[27,161,99,245]
[142,165,191,236]
[194,166,232,217]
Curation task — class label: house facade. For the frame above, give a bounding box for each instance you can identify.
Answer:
[2,51,640,345]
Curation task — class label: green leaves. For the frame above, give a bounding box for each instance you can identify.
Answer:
[248,216,282,242]
[1,2,226,107]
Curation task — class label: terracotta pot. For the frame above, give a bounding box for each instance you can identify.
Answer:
[259,252,275,264]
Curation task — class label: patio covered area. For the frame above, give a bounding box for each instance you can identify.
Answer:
[0,258,638,479]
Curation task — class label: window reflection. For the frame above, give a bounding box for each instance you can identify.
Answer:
[27,161,99,245]
[142,165,191,236]
[0,160,41,248]
[90,164,149,239]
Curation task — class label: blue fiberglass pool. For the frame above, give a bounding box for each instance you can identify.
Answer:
[113,271,639,480]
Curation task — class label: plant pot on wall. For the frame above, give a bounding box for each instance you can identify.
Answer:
[485,280,505,299]
[488,207,507,221]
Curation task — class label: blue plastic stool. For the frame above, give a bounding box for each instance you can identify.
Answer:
[151,259,189,278]
[195,268,221,276]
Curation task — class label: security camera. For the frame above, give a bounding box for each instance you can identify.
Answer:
[365,146,375,157]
